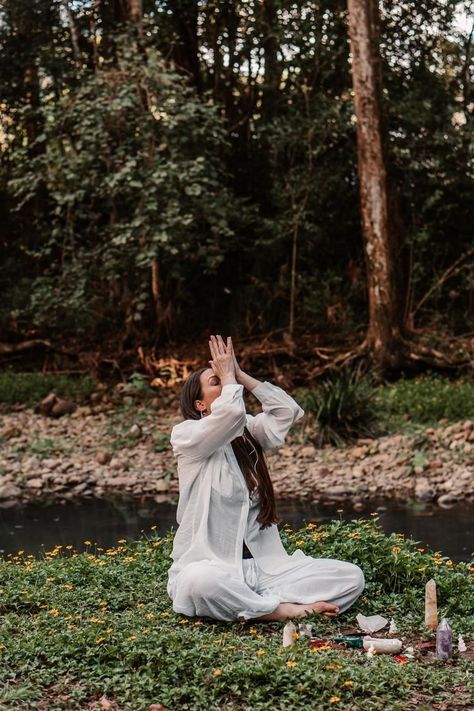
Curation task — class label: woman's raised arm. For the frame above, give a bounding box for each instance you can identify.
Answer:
[170,383,247,459]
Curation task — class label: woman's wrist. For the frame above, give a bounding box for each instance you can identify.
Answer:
[236,370,262,392]
[220,374,238,387]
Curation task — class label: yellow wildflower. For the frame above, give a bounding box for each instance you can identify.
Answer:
[257,649,265,656]
[49,608,59,617]
[343,681,353,687]
[329,697,341,704]
[179,619,189,624]
[213,669,222,677]
[286,661,297,668]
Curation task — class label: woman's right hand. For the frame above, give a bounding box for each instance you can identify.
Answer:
[208,335,237,386]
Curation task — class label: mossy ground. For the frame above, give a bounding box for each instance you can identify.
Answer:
[0,516,473,710]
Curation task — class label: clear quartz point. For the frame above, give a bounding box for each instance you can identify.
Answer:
[436,618,453,660]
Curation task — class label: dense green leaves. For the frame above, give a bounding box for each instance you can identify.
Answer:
[0,1,472,344]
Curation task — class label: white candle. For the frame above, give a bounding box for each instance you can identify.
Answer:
[362,637,403,654]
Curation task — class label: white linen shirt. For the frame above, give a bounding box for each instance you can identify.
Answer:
[167,381,305,598]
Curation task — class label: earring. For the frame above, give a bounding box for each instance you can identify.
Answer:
[200,410,205,418]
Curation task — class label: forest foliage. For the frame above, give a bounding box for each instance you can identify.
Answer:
[0,0,473,348]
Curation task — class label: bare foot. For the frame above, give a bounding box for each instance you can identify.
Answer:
[253,601,339,622]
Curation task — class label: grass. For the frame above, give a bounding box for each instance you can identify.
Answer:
[0,371,97,406]
[376,372,474,432]
[297,370,474,445]
[0,517,473,710]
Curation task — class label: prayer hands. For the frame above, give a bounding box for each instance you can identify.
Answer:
[208,335,237,385]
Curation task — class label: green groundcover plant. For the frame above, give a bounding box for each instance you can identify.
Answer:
[0,517,473,710]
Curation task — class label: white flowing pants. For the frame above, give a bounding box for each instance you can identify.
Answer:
[170,556,365,622]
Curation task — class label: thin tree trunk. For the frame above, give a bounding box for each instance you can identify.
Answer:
[61,0,81,61]
[347,0,405,368]
[128,0,142,33]
[168,0,202,91]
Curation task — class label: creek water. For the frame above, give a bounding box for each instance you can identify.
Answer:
[0,497,472,561]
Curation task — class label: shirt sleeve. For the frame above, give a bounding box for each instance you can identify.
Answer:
[245,381,304,450]
[170,383,247,460]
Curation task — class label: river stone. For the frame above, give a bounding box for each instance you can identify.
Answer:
[51,399,77,417]
[300,446,316,458]
[415,477,434,501]
[437,493,458,507]
[155,479,170,492]
[107,476,130,487]
[0,426,21,440]
[26,478,43,489]
[325,486,350,499]
[0,482,21,499]
[96,451,111,465]
[129,424,142,438]
[109,458,124,470]
[72,483,89,494]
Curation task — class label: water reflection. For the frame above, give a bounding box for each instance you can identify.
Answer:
[0,496,472,561]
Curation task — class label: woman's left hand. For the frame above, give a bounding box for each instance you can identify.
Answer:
[216,335,242,380]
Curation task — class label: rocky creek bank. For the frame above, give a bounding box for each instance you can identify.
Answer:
[0,398,473,509]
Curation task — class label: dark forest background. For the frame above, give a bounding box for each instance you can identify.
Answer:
[0,0,473,375]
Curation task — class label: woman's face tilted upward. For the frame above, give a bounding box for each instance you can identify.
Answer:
[194,368,222,416]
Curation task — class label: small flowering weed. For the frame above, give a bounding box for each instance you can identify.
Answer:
[0,521,472,709]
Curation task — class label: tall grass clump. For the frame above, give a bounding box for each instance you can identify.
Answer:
[296,365,384,447]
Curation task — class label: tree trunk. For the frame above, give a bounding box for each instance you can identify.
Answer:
[347,0,406,368]
[261,0,281,120]
[168,0,202,91]
[61,0,81,61]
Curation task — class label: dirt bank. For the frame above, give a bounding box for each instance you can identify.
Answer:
[0,401,473,508]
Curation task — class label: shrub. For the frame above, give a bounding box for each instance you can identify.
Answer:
[296,365,385,447]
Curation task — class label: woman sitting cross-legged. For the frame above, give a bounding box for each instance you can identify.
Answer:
[166,334,365,622]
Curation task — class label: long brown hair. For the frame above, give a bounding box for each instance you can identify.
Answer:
[179,368,280,529]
